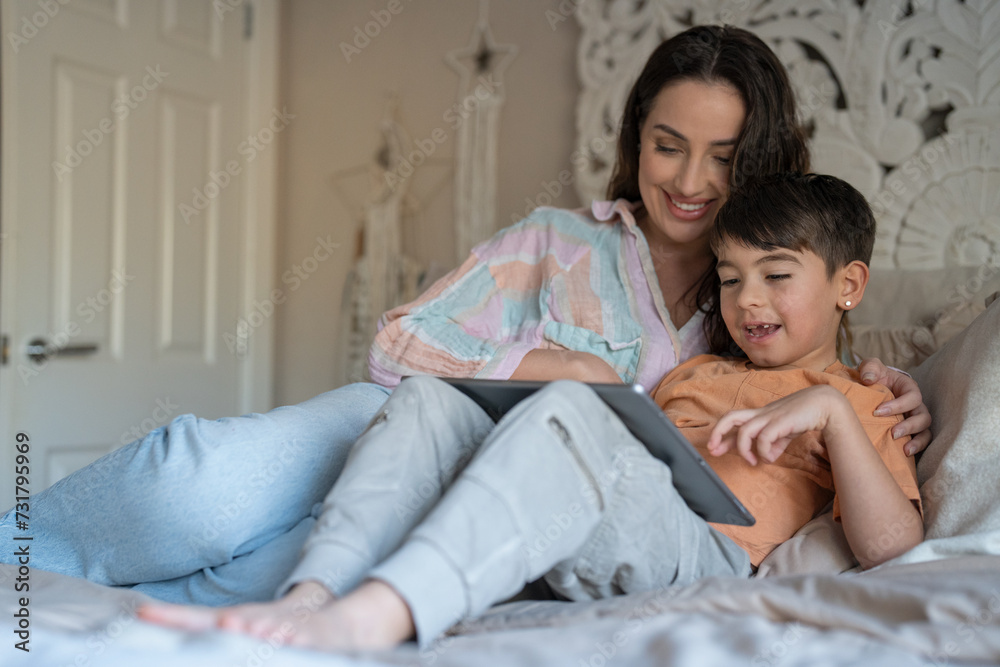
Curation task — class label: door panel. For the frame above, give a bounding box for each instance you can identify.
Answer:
[1,0,263,496]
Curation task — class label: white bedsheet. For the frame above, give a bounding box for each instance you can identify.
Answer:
[4,553,1000,666]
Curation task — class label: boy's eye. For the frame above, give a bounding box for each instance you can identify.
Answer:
[767,274,791,281]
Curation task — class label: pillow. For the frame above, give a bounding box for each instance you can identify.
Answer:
[909,297,1000,540]
[850,323,936,371]
[754,511,857,577]
[851,287,996,371]
[758,296,1000,575]
[854,267,1000,328]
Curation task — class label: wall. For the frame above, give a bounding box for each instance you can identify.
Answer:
[274,0,582,405]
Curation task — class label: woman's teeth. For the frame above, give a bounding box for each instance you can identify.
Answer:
[669,196,708,212]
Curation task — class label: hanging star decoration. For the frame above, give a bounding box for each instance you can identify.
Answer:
[445,0,517,97]
[445,0,518,263]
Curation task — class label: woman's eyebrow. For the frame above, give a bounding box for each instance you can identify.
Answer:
[651,124,737,146]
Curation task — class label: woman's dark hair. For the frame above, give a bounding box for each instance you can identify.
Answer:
[704,173,877,357]
[606,25,808,202]
[604,25,810,354]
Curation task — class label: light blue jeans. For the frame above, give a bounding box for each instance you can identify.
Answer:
[0,382,390,606]
[283,377,751,645]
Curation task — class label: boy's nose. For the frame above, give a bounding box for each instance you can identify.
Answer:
[736,283,764,310]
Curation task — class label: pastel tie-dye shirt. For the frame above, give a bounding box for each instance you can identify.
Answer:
[368,200,709,390]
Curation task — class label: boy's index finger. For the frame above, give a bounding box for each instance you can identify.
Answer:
[707,429,733,456]
[735,425,759,466]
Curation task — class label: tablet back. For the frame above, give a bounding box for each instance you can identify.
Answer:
[438,378,754,526]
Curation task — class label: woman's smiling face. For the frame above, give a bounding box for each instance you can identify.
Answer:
[637,79,745,250]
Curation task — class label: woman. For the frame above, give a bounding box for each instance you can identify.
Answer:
[1,25,929,606]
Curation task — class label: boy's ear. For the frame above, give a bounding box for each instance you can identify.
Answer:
[839,260,869,311]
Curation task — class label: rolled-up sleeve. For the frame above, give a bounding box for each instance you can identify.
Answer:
[367,203,672,390]
[368,251,541,388]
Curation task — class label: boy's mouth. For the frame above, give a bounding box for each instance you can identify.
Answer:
[744,323,781,338]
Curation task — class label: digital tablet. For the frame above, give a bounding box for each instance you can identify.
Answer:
[438,377,755,526]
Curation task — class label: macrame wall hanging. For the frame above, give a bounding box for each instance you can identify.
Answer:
[336,3,518,384]
[446,0,518,264]
[335,98,428,385]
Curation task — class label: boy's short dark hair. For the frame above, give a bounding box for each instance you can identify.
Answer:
[702,173,876,356]
[709,172,876,276]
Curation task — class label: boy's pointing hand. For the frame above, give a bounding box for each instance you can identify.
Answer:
[707,386,846,465]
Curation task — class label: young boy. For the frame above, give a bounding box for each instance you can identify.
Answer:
[658,172,923,569]
[139,173,923,650]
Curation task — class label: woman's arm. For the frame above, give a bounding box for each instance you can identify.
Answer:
[509,349,622,383]
[368,254,536,388]
[368,212,641,388]
[856,358,932,455]
[707,385,923,569]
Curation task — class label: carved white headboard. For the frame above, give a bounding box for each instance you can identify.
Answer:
[573,0,1000,365]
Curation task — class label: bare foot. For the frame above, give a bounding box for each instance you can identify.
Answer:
[140,579,415,652]
[280,579,416,651]
[137,580,334,638]
[218,580,334,638]
[136,602,222,631]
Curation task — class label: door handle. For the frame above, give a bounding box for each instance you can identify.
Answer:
[25,337,99,364]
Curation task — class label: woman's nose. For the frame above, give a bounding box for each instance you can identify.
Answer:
[674,156,707,196]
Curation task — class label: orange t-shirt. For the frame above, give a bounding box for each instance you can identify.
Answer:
[651,355,922,567]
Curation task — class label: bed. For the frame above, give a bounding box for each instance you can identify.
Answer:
[5,301,1000,665]
[4,1,1000,664]
[2,296,998,666]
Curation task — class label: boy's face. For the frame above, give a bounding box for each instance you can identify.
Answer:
[715,241,846,372]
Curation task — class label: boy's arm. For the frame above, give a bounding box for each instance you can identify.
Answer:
[816,387,923,569]
[707,385,923,569]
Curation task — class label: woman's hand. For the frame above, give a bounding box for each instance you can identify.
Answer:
[510,350,623,383]
[857,358,932,456]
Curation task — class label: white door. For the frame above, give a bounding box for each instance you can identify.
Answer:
[0,0,278,501]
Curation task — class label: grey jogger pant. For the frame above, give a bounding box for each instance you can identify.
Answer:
[281,376,751,645]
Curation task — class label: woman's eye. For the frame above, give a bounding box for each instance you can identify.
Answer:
[655,145,679,155]
[714,155,732,166]
[720,278,739,286]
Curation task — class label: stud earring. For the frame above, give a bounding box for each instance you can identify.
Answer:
[844,300,852,307]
